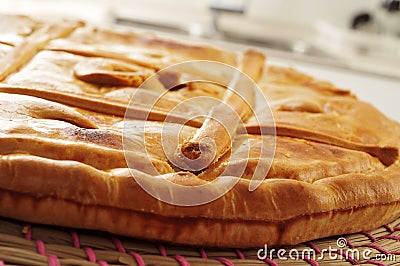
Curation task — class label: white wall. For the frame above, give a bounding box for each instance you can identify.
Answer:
[0,0,382,30]
[247,0,381,28]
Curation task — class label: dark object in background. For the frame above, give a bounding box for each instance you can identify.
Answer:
[381,0,400,12]
[351,12,372,30]
[350,0,400,36]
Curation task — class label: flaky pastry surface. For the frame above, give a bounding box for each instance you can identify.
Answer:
[0,14,399,247]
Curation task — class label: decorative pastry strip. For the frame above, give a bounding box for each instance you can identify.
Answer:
[47,26,238,67]
[0,136,172,174]
[199,135,385,183]
[0,14,40,46]
[250,67,400,165]
[239,50,266,82]
[244,106,399,166]
[73,57,154,87]
[178,50,265,171]
[48,44,165,70]
[0,20,84,81]
[0,92,97,129]
[0,86,203,127]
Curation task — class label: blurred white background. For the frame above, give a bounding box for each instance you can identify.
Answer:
[0,0,383,27]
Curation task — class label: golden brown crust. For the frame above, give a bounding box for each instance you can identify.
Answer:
[245,67,399,165]
[1,189,399,248]
[47,26,238,68]
[0,84,204,127]
[0,153,399,222]
[0,14,399,249]
[200,135,385,183]
[179,50,265,169]
[0,20,84,81]
[0,158,399,247]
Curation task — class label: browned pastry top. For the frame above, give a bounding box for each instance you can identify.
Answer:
[0,14,399,248]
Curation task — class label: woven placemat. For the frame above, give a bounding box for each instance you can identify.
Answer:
[0,216,399,266]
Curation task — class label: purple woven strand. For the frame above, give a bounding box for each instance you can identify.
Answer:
[199,248,207,259]
[129,252,145,266]
[234,249,245,259]
[302,257,319,266]
[85,247,97,262]
[307,242,321,254]
[383,225,394,233]
[174,255,190,266]
[70,230,80,249]
[47,255,60,266]
[216,257,234,266]
[263,258,278,266]
[361,231,377,242]
[345,238,355,249]
[36,240,46,256]
[158,244,167,257]
[23,224,32,240]
[112,237,126,253]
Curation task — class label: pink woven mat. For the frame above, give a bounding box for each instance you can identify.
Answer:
[0,216,399,265]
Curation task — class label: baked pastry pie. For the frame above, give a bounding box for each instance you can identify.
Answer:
[0,14,399,248]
